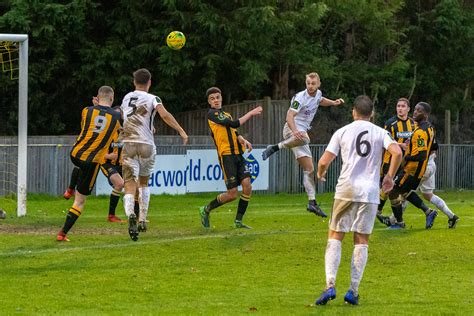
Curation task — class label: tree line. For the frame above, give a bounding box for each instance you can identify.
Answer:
[0,0,472,142]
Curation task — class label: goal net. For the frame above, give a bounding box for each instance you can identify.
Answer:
[0,34,28,217]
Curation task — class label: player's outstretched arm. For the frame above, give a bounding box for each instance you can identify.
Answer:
[156,104,189,145]
[238,106,263,126]
[320,97,345,107]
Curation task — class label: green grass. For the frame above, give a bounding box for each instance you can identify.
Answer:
[0,191,473,314]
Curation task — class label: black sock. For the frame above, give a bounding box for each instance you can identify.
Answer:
[109,189,121,216]
[134,199,140,217]
[391,204,404,223]
[378,198,386,213]
[236,194,250,221]
[205,195,223,213]
[69,167,81,190]
[406,192,430,214]
[272,144,279,152]
[62,209,80,234]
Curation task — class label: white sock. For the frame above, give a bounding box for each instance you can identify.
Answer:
[430,195,454,219]
[123,193,135,217]
[325,239,342,288]
[138,187,150,222]
[350,244,368,296]
[303,171,316,201]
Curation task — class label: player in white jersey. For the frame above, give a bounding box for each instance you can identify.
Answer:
[314,95,402,306]
[120,68,188,241]
[262,72,344,217]
[417,150,459,228]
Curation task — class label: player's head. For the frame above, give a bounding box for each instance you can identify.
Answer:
[206,87,222,109]
[413,102,431,122]
[305,72,320,96]
[97,86,114,106]
[352,95,373,120]
[133,68,152,91]
[396,97,410,119]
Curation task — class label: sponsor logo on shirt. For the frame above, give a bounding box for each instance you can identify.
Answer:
[397,131,413,138]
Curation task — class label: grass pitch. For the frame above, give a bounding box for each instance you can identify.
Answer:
[0,191,473,314]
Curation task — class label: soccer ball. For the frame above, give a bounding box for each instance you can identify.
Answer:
[166,31,186,50]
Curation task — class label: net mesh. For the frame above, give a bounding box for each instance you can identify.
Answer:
[0,41,19,80]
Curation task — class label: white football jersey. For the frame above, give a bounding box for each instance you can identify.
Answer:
[326,120,397,203]
[288,89,323,131]
[120,90,161,146]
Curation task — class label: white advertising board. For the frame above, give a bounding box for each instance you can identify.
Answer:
[95,149,269,195]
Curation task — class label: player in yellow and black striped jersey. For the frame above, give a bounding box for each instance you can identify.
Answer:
[199,87,262,229]
[57,86,121,242]
[387,102,439,229]
[377,98,415,214]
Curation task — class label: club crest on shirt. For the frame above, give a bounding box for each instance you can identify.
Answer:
[417,136,425,147]
[215,112,227,120]
[291,100,300,109]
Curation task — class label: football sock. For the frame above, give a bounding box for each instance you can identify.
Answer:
[391,202,404,223]
[406,191,430,214]
[134,198,140,217]
[325,239,342,288]
[123,193,135,217]
[68,167,81,190]
[303,170,316,201]
[270,144,280,152]
[377,198,386,214]
[236,194,250,221]
[62,206,81,234]
[430,194,454,218]
[138,187,150,222]
[350,244,368,296]
[205,194,223,213]
[108,189,121,216]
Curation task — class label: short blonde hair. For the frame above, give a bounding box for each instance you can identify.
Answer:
[98,85,114,98]
[306,72,320,80]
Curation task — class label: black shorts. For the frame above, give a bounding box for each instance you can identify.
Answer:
[221,154,250,190]
[100,163,122,187]
[70,155,100,196]
[389,172,421,198]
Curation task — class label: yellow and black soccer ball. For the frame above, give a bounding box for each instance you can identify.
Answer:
[166,31,186,50]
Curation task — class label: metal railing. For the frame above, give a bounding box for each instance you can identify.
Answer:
[0,142,473,196]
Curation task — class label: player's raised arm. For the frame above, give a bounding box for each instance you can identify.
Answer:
[238,106,262,126]
[320,97,345,107]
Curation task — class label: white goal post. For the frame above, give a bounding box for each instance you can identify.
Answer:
[0,34,28,216]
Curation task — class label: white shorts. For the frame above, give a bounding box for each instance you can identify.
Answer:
[282,124,312,159]
[418,161,436,193]
[122,142,156,182]
[329,199,378,234]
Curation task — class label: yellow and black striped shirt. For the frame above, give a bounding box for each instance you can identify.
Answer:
[403,121,435,180]
[207,109,243,157]
[382,116,416,165]
[103,132,123,166]
[71,105,121,164]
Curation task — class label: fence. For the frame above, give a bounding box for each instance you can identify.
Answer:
[1,136,473,196]
[154,98,353,145]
